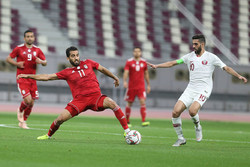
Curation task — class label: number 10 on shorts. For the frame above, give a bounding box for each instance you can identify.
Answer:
[198,94,206,102]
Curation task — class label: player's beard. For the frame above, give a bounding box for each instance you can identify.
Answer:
[70,59,80,67]
[194,45,202,55]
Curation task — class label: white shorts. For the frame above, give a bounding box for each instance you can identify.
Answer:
[178,88,210,108]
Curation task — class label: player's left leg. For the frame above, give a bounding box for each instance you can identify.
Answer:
[139,98,150,127]
[103,97,130,134]
[37,109,72,140]
[189,101,202,142]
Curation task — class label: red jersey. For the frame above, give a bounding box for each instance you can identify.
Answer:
[56,59,101,98]
[124,58,147,90]
[10,44,46,83]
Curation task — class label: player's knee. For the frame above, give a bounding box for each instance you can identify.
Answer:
[172,110,181,118]
[189,110,197,117]
[105,98,117,108]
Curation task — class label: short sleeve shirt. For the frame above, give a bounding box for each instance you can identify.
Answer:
[56,59,101,98]
[124,58,147,90]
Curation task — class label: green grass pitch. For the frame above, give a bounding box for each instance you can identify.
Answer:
[0,112,250,167]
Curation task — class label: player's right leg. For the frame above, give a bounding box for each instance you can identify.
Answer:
[37,109,72,140]
[18,95,34,129]
[125,102,133,128]
[124,89,135,127]
[172,100,186,146]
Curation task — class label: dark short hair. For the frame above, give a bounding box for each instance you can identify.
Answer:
[66,46,78,57]
[133,47,142,51]
[192,34,206,44]
[24,30,34,37]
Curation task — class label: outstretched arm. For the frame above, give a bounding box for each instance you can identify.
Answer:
[223,66,247,83]
[147,60,179,69]
[17,73,58,81]
[97,64,119,87]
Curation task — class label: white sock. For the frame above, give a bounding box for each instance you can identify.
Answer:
[191,114,200,128]
[172,117,184,139]
[125,128,130,133]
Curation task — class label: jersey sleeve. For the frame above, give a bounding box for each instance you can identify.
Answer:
[37,48,46,60]
[87,59,99,69]
[56,69,68,80]
[180,53,190,64]
[124,61,130,71]
[212,54,226,69]
[9,47,19,58]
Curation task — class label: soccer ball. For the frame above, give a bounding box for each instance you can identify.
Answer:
[125,130,141,145]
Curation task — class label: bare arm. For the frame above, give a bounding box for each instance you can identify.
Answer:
[144,70,151,93]
[223,66,247,83]
[147,60,178,69]
[17,73,58,81]
[97,64,119,87]
[123,70,129,88]
[35,57,47,66]
[6,55,24,68]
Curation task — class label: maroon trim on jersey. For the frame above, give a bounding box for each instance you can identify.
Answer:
[68,102,80,114]
[95,94,107,111]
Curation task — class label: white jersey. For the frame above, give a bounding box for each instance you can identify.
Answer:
[181,51,226,96]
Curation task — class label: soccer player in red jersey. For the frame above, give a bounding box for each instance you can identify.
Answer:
[6,30,47,129]
[123,47,151,127]
[18,46,130,140]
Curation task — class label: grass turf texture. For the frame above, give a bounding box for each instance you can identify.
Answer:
[0,112,250,167]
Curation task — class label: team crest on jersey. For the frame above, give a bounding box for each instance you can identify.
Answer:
[28,49,31,52]
[72,70,75,73]
[84,64,88,69]
[33,51,37,56]
[140,63,144,67]
[22,90,25,95]
[23,51,26,55]
[202,60,208,65]
[132,64,135,67]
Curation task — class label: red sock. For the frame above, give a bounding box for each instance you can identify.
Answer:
[140,105,146,122]
[48,121,60,137]
[125,106,131,123]
[113,106,128,130]
[19,101,28,113]
[23,105,33,121]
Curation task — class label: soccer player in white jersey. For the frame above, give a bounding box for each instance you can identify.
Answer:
[147,34,248,147]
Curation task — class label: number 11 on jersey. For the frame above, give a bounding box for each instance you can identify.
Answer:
[78,69,85,77]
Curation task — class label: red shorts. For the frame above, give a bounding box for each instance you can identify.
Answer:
[65,92,107,117]
[124,88,146,102]
[17,82,39,99]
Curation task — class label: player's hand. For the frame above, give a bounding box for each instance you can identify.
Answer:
[147,62,157,69]
[17,74,28,79]
[123,81,128,88]
[239,76,248,83]
[146,85,151,93]
[16,61,25,68]
[114,77,119,87]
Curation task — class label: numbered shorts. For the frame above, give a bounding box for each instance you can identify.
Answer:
[65,92,107,117]
[178,88,210,108]
[124,88,146,102]
[17,82,39,99]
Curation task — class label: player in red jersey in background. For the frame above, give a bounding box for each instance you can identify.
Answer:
[18,46,130,140]
[6,30,47,129]
[123,47,151,127]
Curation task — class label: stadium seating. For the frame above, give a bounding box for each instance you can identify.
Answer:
[0,0,249,64]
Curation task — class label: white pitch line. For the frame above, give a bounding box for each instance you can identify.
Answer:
[0,124,250,144]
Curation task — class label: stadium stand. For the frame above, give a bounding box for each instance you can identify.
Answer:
[0,0,249,110]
